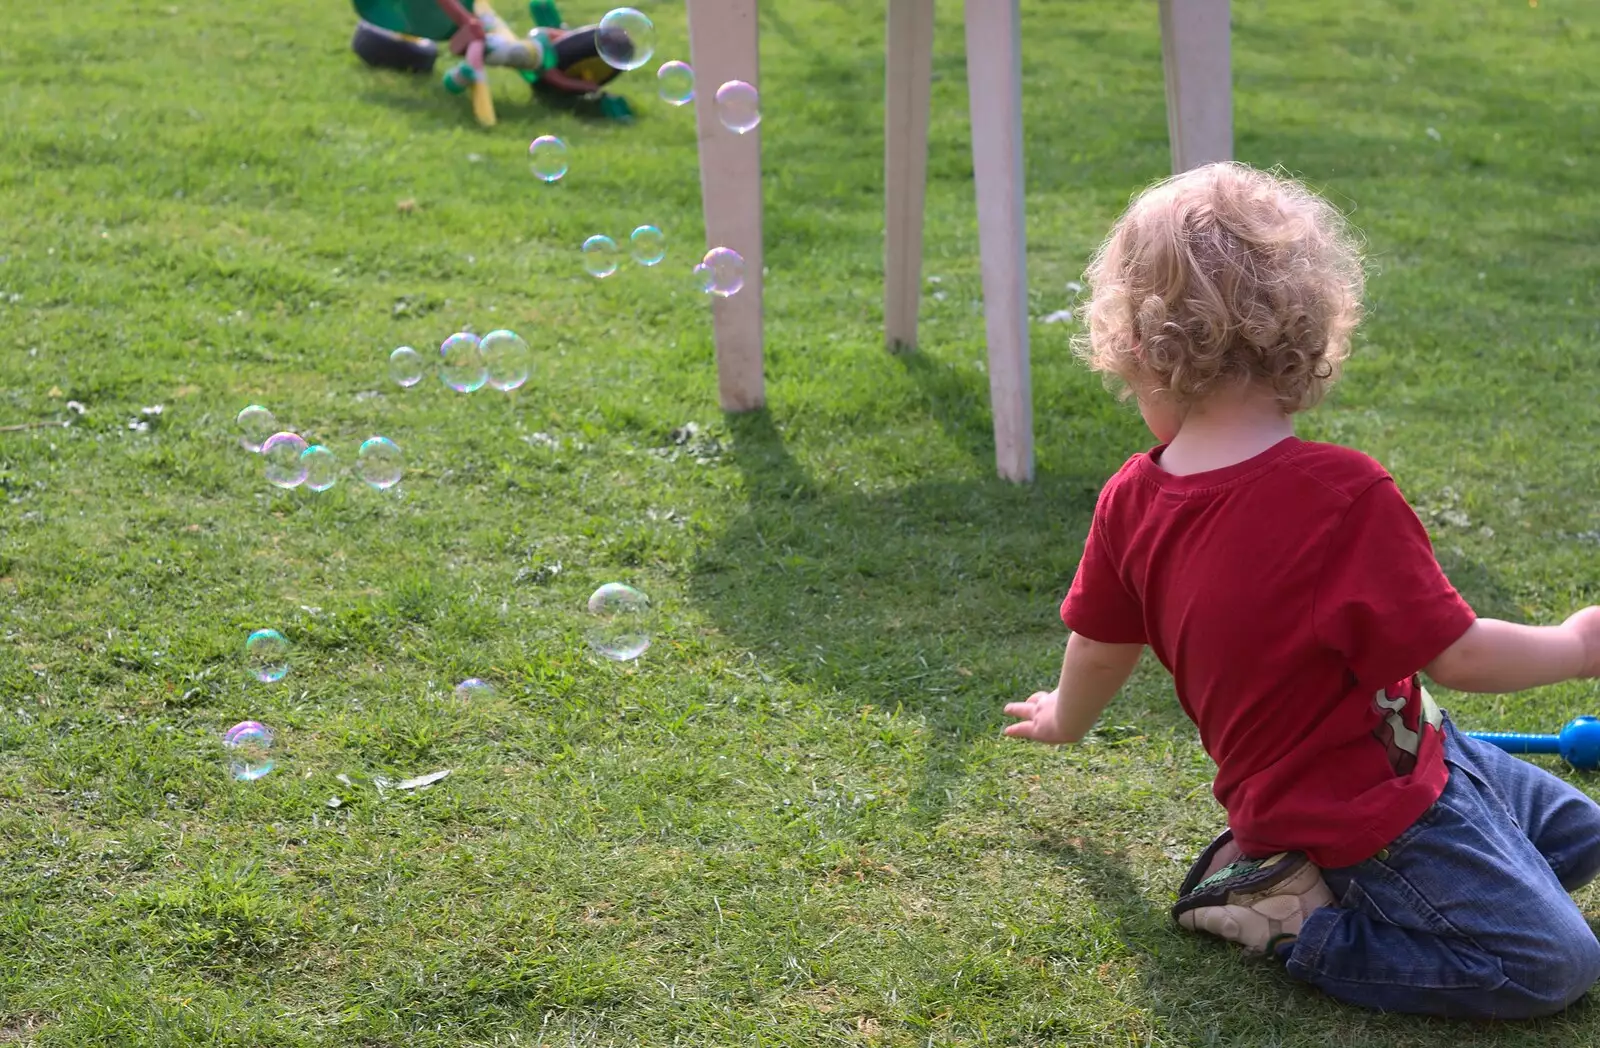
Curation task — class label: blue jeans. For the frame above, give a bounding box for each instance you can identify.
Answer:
[1286,716,1600,1018]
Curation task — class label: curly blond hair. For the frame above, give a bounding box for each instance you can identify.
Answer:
[1072,162,1365,413]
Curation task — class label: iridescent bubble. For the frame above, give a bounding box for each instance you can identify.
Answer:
[481,329,531,392]
[262,432,310,488]
[582,235,620,278]
[223,720,276,782]
[715,80,760,134]
[439,332,487,393]
[586,582,652,661]
[596,8,655,72]
[301,444,338,492]
[528,135,569,182]
[454,678,495,701]
[390,346,425,388]
[237,405,277,453]
[357,436,403,490]
[244,628,291,683]
[700,247,746,297]
[657,60,694,105]
[630,225,666,266]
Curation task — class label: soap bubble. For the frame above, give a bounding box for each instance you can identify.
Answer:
[715,80,760,134]
[481,329,531,392]
[223,720,276,782]
[657,60,694,105]
[586,582,652,661]
[454,678,495,701]
[237,405,277,453]
[301,444,338,492]
[244,628,291,683]
[630,225,666,266]
[439,332,487,392]
[528,135,569,182]
[262,432,310,488]
[389,346,425,387]
[357,437,403,490]
[699,247,746,297]
[597,8,655,71]
[582,235,620,278]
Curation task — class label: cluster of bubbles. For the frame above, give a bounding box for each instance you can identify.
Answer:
[224,582,651,782]
[525,9,758,290]
[392,329,533,394]
[592,8,759,133]
[218,10,705,786]
[224,627,293,781]
[581,225,667,278]
[238,406,404,492]
[579,232,743,299]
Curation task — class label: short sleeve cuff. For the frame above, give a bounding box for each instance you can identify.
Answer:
[1060,594,1147,645]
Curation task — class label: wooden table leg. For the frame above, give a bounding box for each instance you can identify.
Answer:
[964,0,1032,483]
[687,0,765,412]
[884,0,934,354]
[1159,0,1233,174]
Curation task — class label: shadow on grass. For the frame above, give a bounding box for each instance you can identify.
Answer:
[687,358,1122,826]
[1022,825,1301,1041]
[354,74,635,133]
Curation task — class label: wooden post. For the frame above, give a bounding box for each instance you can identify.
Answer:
[1158,0,1233,174]
[884,0,935,354]
[687,0,765,411]
[964,0,1033,483]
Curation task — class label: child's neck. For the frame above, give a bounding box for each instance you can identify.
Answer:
[1160,391,1295,477]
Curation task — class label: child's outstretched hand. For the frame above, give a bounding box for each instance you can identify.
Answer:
[1003,689,1072,744]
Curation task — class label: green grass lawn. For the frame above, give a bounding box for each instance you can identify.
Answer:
[2,0,1599,1044]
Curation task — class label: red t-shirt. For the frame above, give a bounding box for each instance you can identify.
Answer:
[1060,437,1476,869]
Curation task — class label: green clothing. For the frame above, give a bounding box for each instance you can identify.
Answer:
[353,0,470,41]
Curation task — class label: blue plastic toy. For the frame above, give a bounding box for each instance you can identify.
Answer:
[1467,716,1600,771]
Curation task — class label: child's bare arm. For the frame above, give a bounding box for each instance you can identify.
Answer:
[1424,607,1600,693]
[1003,632,1145,744]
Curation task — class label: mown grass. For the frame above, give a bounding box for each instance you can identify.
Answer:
[2,0,1599,1045]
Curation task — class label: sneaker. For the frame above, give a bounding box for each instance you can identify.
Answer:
[1172,828,1334,956]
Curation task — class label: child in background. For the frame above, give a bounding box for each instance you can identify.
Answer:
[1003,161,1600,1019]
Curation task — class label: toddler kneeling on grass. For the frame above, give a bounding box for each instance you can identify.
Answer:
[1003,160,1600,1020]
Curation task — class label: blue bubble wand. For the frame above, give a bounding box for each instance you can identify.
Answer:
[1467,716,1600,771]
